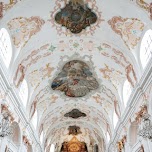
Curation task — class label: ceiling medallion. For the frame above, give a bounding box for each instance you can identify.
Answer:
[64,109,86,119]
[68,125,82,135]
[54,0,97,34]
[51,60,99,97]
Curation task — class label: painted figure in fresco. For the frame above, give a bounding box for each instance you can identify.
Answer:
[51,60,99,97]
[55,0,97,34]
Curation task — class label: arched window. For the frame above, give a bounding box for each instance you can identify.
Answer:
[19,79,28,107]
[113,110,118,128]
[123,80,132,107]
[50,144,55,152]
[0,28,12,68]
[106,132,110,143]
[32,110,37,129]
[40,131,44,144]
[140,29,152,69]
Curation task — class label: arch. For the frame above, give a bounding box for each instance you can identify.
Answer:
[19,79,28,107]
[129,121,139,147]
[123,79,132,107]
[10,121,21,146]
[50,144,55,152]
[140,29,152,69]
[0,28,12,68]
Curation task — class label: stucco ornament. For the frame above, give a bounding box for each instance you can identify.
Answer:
[64,109,86,119]
[7,16,45,50]
[0,0,22,19]
[51,60,99,97]
[108,16,144,49]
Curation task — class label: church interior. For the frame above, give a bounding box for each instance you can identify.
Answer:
[0,0,152,152]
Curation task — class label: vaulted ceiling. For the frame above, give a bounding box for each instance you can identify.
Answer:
[0,0,152,151]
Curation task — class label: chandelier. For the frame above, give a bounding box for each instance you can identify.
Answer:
[0,112,12,137]
[138,113,152,141]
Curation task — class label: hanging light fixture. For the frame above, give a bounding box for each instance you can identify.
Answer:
[138,113,152,141]
[0,112,12,137]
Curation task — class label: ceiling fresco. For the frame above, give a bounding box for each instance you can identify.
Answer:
[1,0,152,150]
[51,60,99,97]
[68,126,82,135]
[64,109,87,119]
[50,0,103,36]
[55,0,97,34]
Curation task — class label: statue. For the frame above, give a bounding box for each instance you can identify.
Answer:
[138,113,152,141]
[0,112,12,137]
